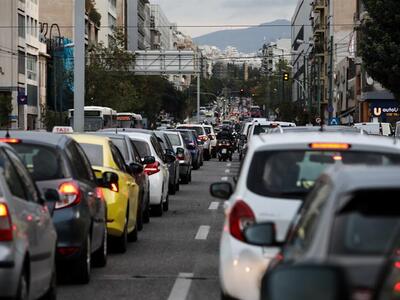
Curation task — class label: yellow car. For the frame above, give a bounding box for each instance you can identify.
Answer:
[71,134,140,253]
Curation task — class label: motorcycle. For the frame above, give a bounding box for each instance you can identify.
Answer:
[217,139,233,162]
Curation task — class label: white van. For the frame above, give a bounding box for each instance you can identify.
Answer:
[354,122,392,136]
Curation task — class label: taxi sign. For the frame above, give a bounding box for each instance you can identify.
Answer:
[52,126,74,134]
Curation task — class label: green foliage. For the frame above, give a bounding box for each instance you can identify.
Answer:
[360,0,400,98]
[86,0,101,27]
[0,94,12,128]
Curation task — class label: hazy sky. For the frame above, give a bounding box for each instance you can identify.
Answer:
[150,0,298,37]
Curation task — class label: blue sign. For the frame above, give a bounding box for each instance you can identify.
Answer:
[329,117,340,126]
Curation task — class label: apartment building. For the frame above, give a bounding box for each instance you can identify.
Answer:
[150,4,172,50]
[261,39,291,75]
[0,0,47,129]
[96,0,118,47]
[127,0,151,51]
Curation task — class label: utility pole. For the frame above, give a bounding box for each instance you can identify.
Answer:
[328,35,334,120]
[197,73,200,123]
[317,56,321,118]
[73,0,85,132]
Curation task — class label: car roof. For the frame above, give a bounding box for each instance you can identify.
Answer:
[177,124,203,127]
[250,132,400,152]
[90,131,129,140]
[0,130,71,147]
[278,126,362,133]
[69,133,111,146]
[99,128,154,134]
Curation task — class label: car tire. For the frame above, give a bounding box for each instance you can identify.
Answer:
[151,198,163,217]
[163,195,169,212]
[92,224,107,268]
[169,183,176,195]
[73,235,91,284]
[175,180,180,191]
[16,267,29,300]
[137,203,144,231]
[127,219,138,242]
[115,216,128,253]
[40,261,56,300]
[143,192,151,223]
[181,172,189,184]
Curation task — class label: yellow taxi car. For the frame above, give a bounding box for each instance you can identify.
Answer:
[71,134,140,253]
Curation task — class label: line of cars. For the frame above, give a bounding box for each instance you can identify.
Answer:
[0,125,212,300]
[211,121,400,300]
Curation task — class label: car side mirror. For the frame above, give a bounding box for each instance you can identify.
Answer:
[130,162,144,174]
[210,182,233,199]
[164,153,176,164]
[165,149,175,156]
[261,264,351,300]
[142,156,156,165]
[243,223,280,247]
[44,189,59,202]
[101,172,119,191]
[186,143,196,150]
[176,147,185,155]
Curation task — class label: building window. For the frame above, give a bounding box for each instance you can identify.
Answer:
[108,35,116,47]
[18,14,25,38]
[18,51,25,74]
[108,13,116,30]
[27,84,38,106]
[27,54,37,81]
[109,0,116,9]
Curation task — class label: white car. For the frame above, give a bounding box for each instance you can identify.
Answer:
[121,131,171,216]
[203,124,217,157]
[211,132,400,300]
[246,120,296,142]
[176,124,212,160]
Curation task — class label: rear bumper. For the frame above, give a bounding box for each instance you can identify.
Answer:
[149,172,164,205]
[179,163,190,176]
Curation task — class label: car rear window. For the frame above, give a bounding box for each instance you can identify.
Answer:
[132,140,151,157]
[79,143,104,166]
[247,150,400,199]
[178,126,204,136]
[204,127,211,134]
[110,138,129,161]
[166,133,181,146]
[330,189,400,256]
[12,144,66,181]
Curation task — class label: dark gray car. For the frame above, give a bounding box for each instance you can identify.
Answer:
[1,131,108,284]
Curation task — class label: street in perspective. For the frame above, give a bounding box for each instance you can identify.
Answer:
[1,0,400,300]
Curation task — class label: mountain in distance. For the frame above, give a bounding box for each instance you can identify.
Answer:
[193,19,291,53]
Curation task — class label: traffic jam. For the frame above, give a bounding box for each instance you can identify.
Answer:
[1,111,400,300]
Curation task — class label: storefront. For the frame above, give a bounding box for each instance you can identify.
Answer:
[363,91,400,125]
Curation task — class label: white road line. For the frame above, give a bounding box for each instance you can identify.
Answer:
[195,225,210,240]
[225,169,230,173]
[208,202,219,210]
[221,176,228,181]
[227,163,232,167]
[167,273,194,300]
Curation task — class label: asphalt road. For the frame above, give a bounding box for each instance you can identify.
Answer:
[59,157,240,300]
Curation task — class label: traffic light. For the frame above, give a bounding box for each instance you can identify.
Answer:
[239,88,244,96]
[283,72,290,81]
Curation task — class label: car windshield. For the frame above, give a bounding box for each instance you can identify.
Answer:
[253,125,271,135]
[178,126,204,136]
[166,133,181,146]
[247,150,400,199]
[110,138,129,161]
[79,143,104,166]
[12,144,66,181]
[330,189,400,256]
[132,140,151,157]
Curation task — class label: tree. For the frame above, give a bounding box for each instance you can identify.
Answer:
[0,94,12,128]
[360,0,400,98]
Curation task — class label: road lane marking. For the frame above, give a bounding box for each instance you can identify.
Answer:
[195,225,210,240]
[221,176,228,181]
[227,163,232,167]
[225,169,230,173]
[167,273,194,300]
[208,202,219,210]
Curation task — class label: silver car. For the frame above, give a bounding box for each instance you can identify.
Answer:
[0,142,57,300]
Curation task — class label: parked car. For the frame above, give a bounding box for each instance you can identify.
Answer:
[262,165,400,300]
[92,132,151,230]
[70,134,140,253]
[164,130,192,184]
[155,131,180,195]
[176,124,211,160]
[2,131,108,284]
[103,129,174,216]
[175,129,202,170]
[210,132,400,300]
[203,124,217,158]
[0,142,58,299]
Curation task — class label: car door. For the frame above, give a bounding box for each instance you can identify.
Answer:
[0,148,54,299]
[151,136,169,198]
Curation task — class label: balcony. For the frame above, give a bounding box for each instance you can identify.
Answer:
[313,0,327,11]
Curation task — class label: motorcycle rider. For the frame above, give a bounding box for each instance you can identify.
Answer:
[217,126,235,155]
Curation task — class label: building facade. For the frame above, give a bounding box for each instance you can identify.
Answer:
[150,4,172,50]
[261,39,291,75]
[0,0,47,129]
[127,0,150,51]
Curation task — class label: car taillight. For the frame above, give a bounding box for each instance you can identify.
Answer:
[177,153,185,160]
[0,202,13,241]
[95,187,104,200]
[56,182,81,210]
[144,161,160,176]
[0,138,21,144]
[229,200,255,241]
[199,135,208,142]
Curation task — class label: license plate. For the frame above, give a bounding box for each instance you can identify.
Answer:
[222,149,227,154]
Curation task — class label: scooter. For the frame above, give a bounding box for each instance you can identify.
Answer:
[217,139,233,162]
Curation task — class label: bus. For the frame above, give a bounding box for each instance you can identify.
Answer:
[117,112,144,128]
[68,106,117,131]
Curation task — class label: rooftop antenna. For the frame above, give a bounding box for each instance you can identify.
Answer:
[5,118,10,138]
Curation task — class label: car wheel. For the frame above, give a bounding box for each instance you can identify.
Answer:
[143,192,151,223]
[151,198,163,217]
[229,156,233,161]
[115,216,128,253]
[40,261,56,300]
[220,291,238,300]
[127,219,138,242]
[73,235,91,284]
[137,203,144,231]
[92,224,107,268]
[169,182,176,195]
[163,195,169,212]
[189,170,192,182]
[16,267,29,300]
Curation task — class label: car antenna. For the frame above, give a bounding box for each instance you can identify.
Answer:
[5,120,10,138]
